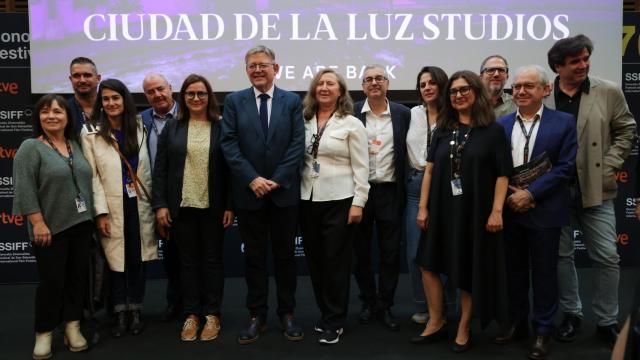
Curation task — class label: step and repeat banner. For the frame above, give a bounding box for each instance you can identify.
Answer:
[0,2,638,283]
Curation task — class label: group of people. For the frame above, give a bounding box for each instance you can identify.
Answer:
[12,33,637,360]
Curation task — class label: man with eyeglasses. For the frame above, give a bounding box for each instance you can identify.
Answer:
[479,55,517,118]
[545,34,636,346]
[140,72,180,322]
[494,65,577,360]
[221,45,305,345]
[353,64,410,331]
[67,57,101,133]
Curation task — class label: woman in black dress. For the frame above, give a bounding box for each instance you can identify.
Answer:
[414,70,512,352]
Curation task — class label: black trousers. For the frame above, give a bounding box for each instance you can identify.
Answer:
[354,182,402,310]
[173,207,225,316]
[33,220,93,332]
[236,199,298,320]
[111,196,146,313]
[504,221,560,335]
[161,232,181,308]
[301,198,354,330]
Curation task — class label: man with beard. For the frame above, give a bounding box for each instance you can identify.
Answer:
[140,73,180,321]
[479,55,516,118]
[67,57,101,133]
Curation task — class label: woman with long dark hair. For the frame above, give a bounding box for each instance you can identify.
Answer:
[414,71,512,351]
[81,79,157,338]
[13,95,93,359]
[153,74,233,342]
[405,66,448,325]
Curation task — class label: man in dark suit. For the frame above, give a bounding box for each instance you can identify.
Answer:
[495,65,577,360]
[140,72,180,321]
[353,65,410,331]
[67,57,101,133]
[221,45,305,344]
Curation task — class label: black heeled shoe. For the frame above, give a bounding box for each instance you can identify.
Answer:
[410,322,448,344]
[451,330,473,353]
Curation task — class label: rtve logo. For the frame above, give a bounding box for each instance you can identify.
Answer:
[0,212,23,226]
[0,146,17,159]
[614,170,629,183]
[0,81,19,95]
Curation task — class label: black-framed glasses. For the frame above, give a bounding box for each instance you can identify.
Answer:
[449,86,472,97]
[246,63,274,72]
[481,67,508,75]
[185,91,208,100]
[362,75,388,84]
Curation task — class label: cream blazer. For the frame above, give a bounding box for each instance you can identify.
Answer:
[80,119,157,272]
[301,113,370,207]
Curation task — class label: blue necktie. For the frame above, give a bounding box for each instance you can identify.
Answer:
[259,93,270,137]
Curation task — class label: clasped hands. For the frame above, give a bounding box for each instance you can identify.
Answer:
[249,176,280,199]
[507,185,536,213]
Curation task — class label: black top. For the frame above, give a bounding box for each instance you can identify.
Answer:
[416,121,513,328]
[553,76,591,119]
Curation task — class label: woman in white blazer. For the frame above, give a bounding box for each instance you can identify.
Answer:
[300,69,369,345]
[80,79,156,338]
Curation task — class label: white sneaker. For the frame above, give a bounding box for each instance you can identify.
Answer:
[411,312,429,324]
[33,332,52,360]
[64,321,88,352]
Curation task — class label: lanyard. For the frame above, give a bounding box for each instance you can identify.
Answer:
[310,116,332,160]
[449,126,472,179]
[516,116,539,163]
[425,111,436,160]
[43,135,82,196]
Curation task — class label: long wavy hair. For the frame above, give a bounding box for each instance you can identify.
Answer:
[177,74,221,122]
[302,69,353,121]
[91,79,139,157]
[437,70,495,130]
[33,94,77,141]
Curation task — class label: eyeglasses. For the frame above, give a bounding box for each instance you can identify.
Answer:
[246,63,274,72]
[449,86,472,97]
[481,67,508,75]
[185,91,208,100]
[511,82,539,92]
[362,76,388,84]
[306,133,320,155]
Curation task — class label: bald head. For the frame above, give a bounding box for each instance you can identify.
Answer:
[142,73,174,115]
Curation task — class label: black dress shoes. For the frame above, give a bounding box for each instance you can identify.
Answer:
[410,323,447,344]
[238,317,267,345]
[596,324,620,346]
[528,334,550,360]
[451,331,473,353]
[281,314,304,341]
[379,309,399,331]
[129,310,145,335]
[111,311,128,338]
[555,313,581,342]
[493,322,530,344]
[359,304,375,324]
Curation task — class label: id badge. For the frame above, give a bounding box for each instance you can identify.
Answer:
[75,196,87,213]
[369,139,381,155]
[125,182,137,198]
[309,162,320,178]
[451,178,463,196]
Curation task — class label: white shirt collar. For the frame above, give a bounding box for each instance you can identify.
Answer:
[516,104,544,122]
[253,85,275,99]
[361,98,391,115]
[152,101,178,119]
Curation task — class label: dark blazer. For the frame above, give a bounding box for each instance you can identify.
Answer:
[353,100,410,212]
[67,95,87,134]
[221,86,305,210]
[498,106,577,228]
[152,117,231,219]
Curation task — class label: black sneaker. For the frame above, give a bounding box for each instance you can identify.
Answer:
[318,328,343,345]
[314,321,325,333]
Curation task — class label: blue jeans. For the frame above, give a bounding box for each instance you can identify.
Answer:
[558,188,620,326]
[405,169,427,313]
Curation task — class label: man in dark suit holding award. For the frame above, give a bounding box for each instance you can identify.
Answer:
[353,65,410,331]
[495,65,577,360]
[221,45,305,344]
